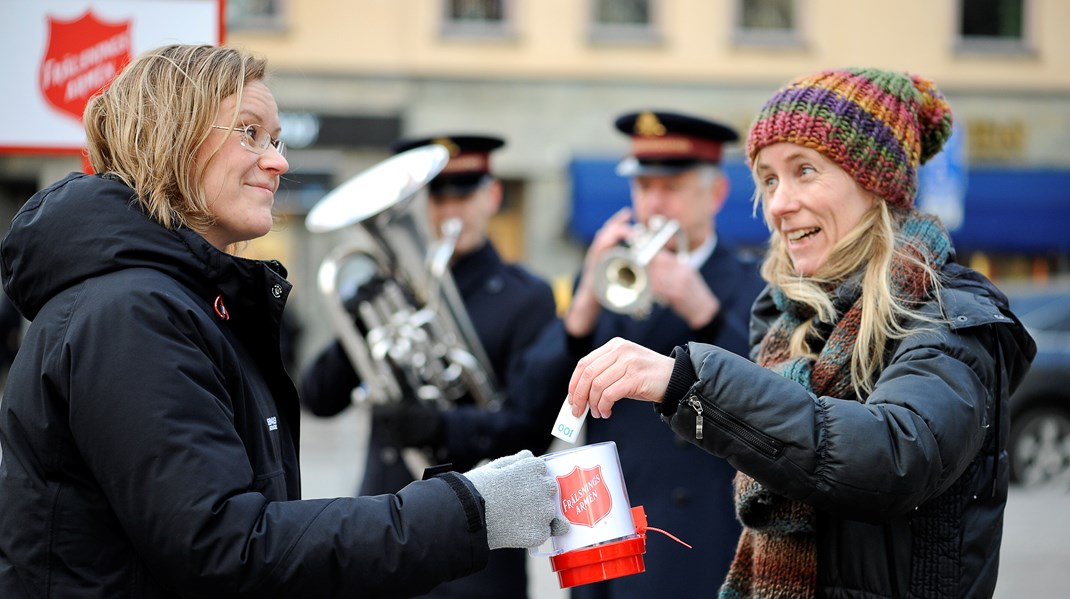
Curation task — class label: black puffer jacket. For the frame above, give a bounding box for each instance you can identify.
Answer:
[660,265,1035,598]
[0,173,489,598]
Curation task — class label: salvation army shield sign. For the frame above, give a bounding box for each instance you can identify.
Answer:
[556,464,614,528]
[38,10,132,122]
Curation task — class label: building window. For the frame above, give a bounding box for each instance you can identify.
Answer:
[588,0,660,43]
[441,0,514,39]
[734,0,803,47]
[595,0,650,25]
[226,0,286,32]
[957,0,1030,54]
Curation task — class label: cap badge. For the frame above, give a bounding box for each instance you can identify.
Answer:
[635,112,666,137]
[432,137,461,158]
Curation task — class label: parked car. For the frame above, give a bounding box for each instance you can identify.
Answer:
[1006,288,1070,488]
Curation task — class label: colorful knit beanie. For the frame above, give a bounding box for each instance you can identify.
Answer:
[746,67,953,209]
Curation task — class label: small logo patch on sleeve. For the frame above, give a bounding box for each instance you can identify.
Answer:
[266,416,278,431]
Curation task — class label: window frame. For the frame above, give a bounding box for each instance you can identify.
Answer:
[954,0,1034,56]
[226,0,288,32]
[731,0,806,49]
[439,0,516,40]
[586,0,662,45]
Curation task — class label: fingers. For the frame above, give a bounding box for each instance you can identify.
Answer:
[488,449,534,470]
[568,337,636,419]
[569,338,676,418]
[607,206,632,225]
[567,338,618,418]
[588,209,634,255]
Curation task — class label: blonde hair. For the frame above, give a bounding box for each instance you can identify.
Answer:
[83,44,267,234]
[752,172,943,398]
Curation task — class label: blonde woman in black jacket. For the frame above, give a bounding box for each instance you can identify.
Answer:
[0,44,564,598]
[565,68,1035,598]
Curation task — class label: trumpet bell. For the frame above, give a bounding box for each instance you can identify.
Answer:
[593,249,654,317]
[591,217,686,318]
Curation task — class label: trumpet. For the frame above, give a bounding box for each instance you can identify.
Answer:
[591,215,688,318]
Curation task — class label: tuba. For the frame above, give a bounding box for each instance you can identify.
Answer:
[306,145,502,475]
[591,215,688,318]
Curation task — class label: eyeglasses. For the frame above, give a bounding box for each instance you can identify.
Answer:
[211,123,286,157]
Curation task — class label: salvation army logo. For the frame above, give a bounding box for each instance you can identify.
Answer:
[556,464,613,528]
[39,10,132,121]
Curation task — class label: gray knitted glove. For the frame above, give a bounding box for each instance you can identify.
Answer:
[463,450,570,550]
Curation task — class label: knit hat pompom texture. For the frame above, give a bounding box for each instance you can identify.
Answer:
[746,68,953,209]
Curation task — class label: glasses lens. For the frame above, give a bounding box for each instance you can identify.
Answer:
[251,126,271,152]
[237,125,284,156]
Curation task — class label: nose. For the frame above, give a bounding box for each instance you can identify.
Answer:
[765,180,798,221]
[637,187,670,218]
[259,145,289,175]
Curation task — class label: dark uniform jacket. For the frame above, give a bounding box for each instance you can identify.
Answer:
[300,241,556,598]
[662,264,1035,598]
[519,239,765,599]
[0,173,489,598]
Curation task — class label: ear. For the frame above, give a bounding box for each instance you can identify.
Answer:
[486,179,503,214]
[710,173,729,212]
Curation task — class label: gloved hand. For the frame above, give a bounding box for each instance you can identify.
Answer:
[372,400,444,449]
[462,450,570,550]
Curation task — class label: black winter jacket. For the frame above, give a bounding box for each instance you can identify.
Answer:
[660,265,1035,598]
[0,173,489,598]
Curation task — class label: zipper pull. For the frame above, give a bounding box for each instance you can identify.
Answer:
[687,396,703,440]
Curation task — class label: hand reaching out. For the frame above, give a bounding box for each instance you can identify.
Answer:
[567,337,675,419]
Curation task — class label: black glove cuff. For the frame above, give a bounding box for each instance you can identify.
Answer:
[656,344,697,416]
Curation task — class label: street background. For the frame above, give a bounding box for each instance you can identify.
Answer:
[299,407,1070,599]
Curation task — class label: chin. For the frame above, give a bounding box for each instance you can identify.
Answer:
[789,260,817,278]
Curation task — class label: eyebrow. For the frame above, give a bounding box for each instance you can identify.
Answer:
[756,148,813,171]
[233,106,277,127]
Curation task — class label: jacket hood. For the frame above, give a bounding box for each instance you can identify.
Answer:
[1,172,288,321]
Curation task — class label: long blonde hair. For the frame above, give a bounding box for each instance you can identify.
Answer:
[754,180,943,398]
[83,44,267,234]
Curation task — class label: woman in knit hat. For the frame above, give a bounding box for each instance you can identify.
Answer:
[562,67,1036,598]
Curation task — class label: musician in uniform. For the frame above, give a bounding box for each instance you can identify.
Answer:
[299,134,557,598]
[519,111,767,598]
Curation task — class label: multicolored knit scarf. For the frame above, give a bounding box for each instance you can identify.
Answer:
[718,212,953,599]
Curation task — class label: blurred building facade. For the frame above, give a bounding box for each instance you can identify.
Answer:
[2,0,1069,366]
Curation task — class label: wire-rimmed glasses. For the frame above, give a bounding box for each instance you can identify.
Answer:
[211,124,286,157]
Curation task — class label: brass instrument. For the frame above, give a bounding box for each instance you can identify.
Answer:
[306,145,501,476]
[591,215,688,318]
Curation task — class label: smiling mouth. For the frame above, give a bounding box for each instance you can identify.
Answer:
[786,227,820,242]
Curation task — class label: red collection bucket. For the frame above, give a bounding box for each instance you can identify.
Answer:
[530,442,648,588]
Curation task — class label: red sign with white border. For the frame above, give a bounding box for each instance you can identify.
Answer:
[0,0,224,155]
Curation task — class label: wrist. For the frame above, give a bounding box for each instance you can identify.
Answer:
[656,344,697,416]
[686,293,720,330]
[564,292,599,338]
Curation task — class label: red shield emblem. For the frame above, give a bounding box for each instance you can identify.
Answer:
[39,10,133,121]
[556,465,614,528]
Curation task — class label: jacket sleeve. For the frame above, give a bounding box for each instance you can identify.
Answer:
[65,284,488,597]
[665,322,1001,522]
[298,339,361,417]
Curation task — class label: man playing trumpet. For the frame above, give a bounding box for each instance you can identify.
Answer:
[521,110,766,599]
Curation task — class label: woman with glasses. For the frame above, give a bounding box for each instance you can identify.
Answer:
[0,43,564,598]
